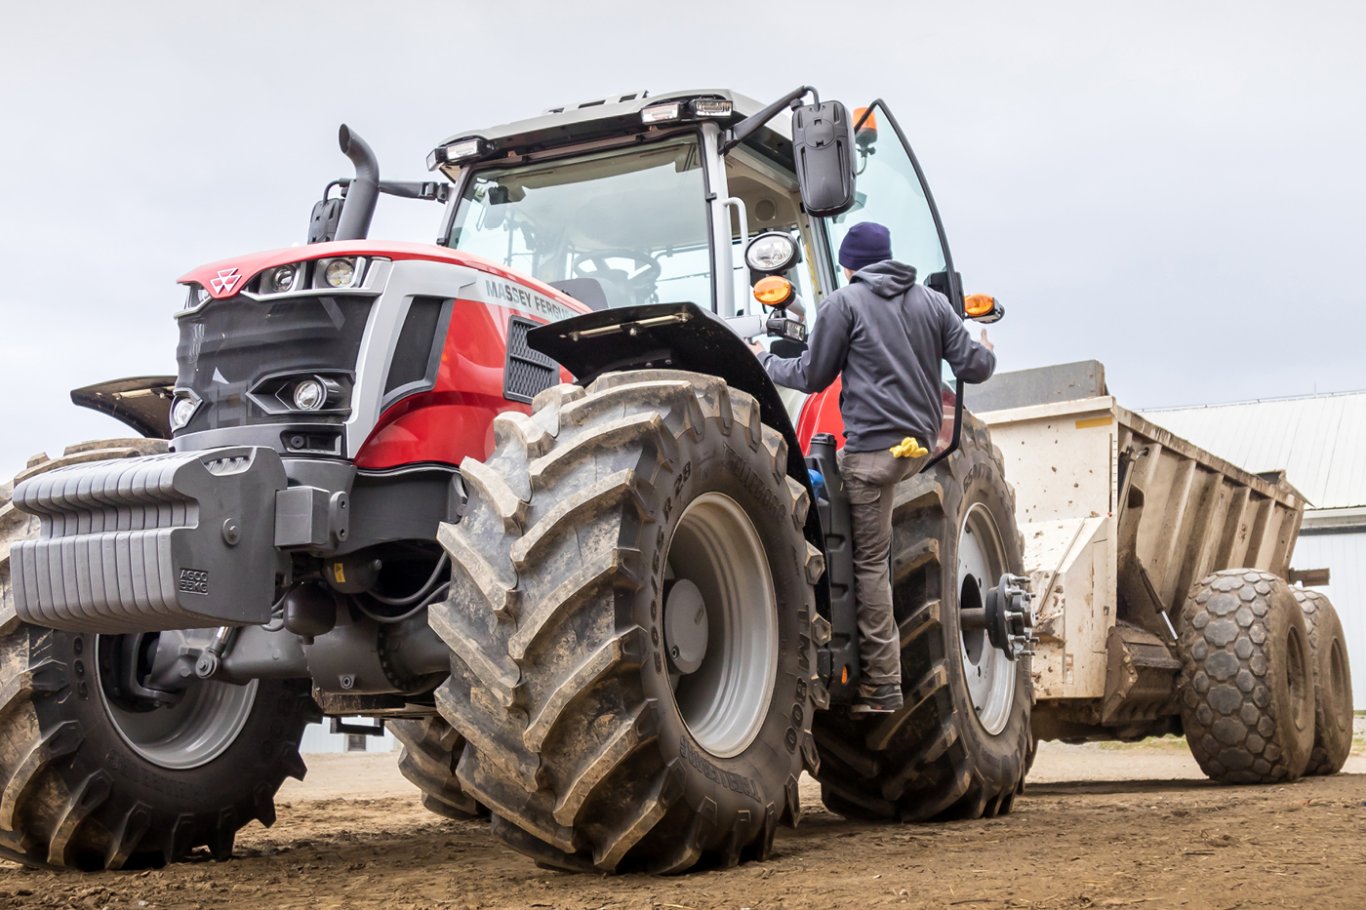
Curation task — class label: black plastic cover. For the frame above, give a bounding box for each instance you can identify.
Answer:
[790,101,857,217]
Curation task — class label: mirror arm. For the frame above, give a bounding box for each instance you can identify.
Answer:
[722,85,818,153]
[335,178,450,203]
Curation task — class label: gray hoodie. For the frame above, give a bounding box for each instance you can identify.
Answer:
[760,260,996,452]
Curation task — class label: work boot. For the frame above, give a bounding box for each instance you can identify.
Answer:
[851,683,903,715]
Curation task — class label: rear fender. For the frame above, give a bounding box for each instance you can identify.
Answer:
[70,376,175,440]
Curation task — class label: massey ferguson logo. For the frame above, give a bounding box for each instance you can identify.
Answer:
[209,268,241,295]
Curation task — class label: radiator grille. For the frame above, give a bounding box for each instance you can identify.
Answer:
[503,317,558,403]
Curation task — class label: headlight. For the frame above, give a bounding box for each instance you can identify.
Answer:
[170,393,200,431]
[268,265,299,294]
[291,378,327,411]
[322,257,357,288]
[745,232,800,273]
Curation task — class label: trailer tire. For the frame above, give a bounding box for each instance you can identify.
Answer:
[0,441,315,870]
[431,374,821,873]
[1177,570,1314,783]
[1292,589,1353,776]
[390,717,487,819]
[813,416,1031,821]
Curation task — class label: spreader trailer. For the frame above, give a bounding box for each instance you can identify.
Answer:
[973,361,1354,782]
[0,86,1034,873]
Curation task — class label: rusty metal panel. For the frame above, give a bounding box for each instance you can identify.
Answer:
[1114,405,1304,635]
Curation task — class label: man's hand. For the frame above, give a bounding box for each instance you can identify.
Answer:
[749,339,766,355]
[979,328,994,352]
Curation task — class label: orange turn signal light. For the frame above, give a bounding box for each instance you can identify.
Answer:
[753,275,794,308]
[964,293,997,318]
[852,105,874,133]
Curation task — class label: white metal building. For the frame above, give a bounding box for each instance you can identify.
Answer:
[300,719,398,754]
[1143,390,1366,704]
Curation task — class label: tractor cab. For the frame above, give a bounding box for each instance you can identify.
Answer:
[422,87,1000,462]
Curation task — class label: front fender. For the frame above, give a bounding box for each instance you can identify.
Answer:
[70,376,175,440]
[528,301,829,600]
[528,302,806,480]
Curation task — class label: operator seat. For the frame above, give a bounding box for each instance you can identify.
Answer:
[549,278,611,311]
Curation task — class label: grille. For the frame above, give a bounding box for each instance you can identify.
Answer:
[503,317,558,403]
[175,294,374,434]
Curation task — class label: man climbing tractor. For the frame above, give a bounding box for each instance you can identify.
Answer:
[757,220,999,714]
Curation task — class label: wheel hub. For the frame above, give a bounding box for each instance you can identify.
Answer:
[664,578,710,675]
[962,574,1036,660]
[665,492,777,759]
[956,503,1024,735]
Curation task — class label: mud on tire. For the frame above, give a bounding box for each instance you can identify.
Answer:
[813,416,1031,821]
[1292,589,1353,776]
[389,717,486,819]
[0,441,315,870]
[1177,569,1315,783]
[431,372,823,873]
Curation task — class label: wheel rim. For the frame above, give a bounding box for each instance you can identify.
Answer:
[1330,639,1350,710]
[95,635,258,771]
[958,502,1016,736]
[665,493,778,759]
[1286,625,1310,732]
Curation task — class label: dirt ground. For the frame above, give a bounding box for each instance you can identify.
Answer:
[3,741,1364,910]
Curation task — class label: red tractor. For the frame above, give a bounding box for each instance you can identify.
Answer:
[0,87,1031,872]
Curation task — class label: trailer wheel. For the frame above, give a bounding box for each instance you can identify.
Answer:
[0,441,315,870]
[813,416,1031,821]
[1177,570,1314,783]
[1292,589,1353,775]
[389,717,487,819]
[432,374,821,873]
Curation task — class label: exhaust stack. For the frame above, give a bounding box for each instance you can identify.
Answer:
[333,125,379,242]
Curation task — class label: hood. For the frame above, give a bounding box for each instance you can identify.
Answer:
[851,260,918,297]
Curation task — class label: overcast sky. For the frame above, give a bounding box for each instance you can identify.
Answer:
[2,1,1363,480]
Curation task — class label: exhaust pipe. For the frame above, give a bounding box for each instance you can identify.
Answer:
[334,124,379,242]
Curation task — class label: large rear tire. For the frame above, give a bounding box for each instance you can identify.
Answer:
[813,417,1031,821]
[0,441,315,870]
[389,717,486,819]
[432,373,822,872]
[1177,570,1314,783]
[1293,589,1353,775]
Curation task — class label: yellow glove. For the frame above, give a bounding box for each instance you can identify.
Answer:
[889,436,929,459]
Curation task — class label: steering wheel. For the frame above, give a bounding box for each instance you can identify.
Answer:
[572,250,662,306]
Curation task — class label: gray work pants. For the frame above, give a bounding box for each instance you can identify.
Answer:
[837,447,928,687]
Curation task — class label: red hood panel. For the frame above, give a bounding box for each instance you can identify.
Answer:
[178,240,588,312]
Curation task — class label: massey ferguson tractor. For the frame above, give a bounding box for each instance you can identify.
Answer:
[0,87,1036,872]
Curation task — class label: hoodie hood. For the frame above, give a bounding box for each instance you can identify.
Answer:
[852,260,918,297]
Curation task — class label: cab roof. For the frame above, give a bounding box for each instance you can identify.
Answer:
[432,89,793,170]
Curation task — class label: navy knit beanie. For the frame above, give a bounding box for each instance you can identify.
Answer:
[838,222,893,271]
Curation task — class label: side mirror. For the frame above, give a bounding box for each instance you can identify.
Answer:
[307,194,345,244]
[791,101,857,217]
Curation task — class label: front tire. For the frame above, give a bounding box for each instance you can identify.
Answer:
[389,717,486,819]
[432,373,822,872]
[0,441,315,870]
[813,417,1031,821]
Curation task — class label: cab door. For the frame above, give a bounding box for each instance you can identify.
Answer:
[809,99,966,462]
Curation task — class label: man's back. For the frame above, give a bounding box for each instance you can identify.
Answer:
[763,260,995,451]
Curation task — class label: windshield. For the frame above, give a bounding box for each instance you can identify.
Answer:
[447,138,711,311]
